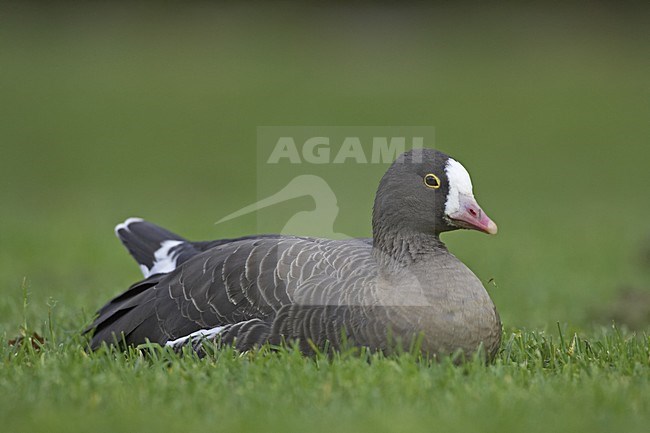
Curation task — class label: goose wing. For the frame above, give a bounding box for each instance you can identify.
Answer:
[89,236,376,349]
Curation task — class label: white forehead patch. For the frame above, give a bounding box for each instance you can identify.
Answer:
[444,158,474,215]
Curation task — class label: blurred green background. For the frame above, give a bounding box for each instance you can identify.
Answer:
[1,2,649,336]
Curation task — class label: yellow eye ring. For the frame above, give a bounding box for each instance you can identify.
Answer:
[424,173,441,189]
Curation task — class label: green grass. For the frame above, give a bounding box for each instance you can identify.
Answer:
[3,322,650,433]
[1,3,650,433]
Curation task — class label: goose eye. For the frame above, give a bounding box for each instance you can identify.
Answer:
[424,174,441,189]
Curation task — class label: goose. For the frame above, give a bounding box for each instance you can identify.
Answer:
[87,148,501,359]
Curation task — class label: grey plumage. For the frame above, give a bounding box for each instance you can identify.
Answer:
[88,149,501,359]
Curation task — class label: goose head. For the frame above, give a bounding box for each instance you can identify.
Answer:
[373,148,497,237]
